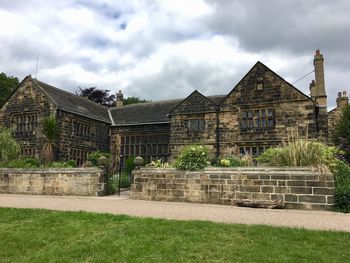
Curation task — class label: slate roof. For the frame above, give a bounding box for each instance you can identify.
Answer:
[32,77,111,123]
[109,99,182,126]
[109,95,226,126]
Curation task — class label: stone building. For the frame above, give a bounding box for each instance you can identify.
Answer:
[0,76,110,165]
[0,50,343,166]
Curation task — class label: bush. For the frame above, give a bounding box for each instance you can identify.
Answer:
[87,151,111,167]
[125,156,135,174]
[217,157,242,167]
[332,160,350,213]
[0,126,20,162]
[48,160,77,168]
[146,159,172,168]
[175,144,210,171]
[0,158,40,168]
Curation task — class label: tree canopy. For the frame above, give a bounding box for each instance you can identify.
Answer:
[333,105,350,163]
[76,87,115,107]
[0,72,19,107]
[123,96,149,105]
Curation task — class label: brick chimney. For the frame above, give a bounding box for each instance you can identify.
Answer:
[336,90,349,109]
[313,49,327,108]
[116,90,123,107]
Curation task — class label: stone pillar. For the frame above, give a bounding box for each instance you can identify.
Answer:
[314,49,327,108]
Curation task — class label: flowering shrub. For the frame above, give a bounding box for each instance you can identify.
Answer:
[218,157,242,167]
[175,144,210,171]
[146,159,172,168]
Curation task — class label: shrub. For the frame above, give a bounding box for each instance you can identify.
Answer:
[0,158,40,168]
[48,160,77,168]
[87,151,111,167]
[175,144,210,171]
[332,105,350,163]
[146,159,172,168]
[217,157,242,167]
[0,126,20,162]
[332,160,350,213]
[256,140,339,167]
[125,156,135,174]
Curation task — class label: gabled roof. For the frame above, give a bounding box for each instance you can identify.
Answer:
[219,61,316,107]
[31,77,111,123]
[109,98,182,126]
[168,90,224,115]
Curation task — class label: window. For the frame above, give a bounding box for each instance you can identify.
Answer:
[241,108,274,129]
[188,119,205,132]
[239,146,270,157]
[119,134,170,167]
[73,121,91,136]
[70,149,91,166]
[21,147,36,157]
[12,113,38,132]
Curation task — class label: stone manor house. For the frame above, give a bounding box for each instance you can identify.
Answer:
[0,50,348,166]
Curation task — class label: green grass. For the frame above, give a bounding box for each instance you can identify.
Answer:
[0,208,349,263]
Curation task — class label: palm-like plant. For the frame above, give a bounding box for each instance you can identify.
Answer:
[41,116,59,164]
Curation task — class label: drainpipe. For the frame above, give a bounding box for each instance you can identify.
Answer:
[215,107,221,159]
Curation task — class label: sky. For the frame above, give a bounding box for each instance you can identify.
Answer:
[0,0,349,109]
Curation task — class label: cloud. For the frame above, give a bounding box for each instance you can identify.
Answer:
[0,0,348,110]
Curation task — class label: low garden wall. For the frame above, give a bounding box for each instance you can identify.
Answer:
[0,168,105,196]
[131,167,335,210]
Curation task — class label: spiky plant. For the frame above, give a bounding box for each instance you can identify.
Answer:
[41,116,59,164]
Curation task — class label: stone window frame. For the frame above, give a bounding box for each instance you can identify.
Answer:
[120,133,170,167]
[70,148,91,166]
[11,112,38,132]
[239,146,270,157]
[73,120,92,137]
[21,147,36,157]
[187,118,205,132]
[240,108,275,131]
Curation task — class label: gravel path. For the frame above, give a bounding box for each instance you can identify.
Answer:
[1,193,349,232]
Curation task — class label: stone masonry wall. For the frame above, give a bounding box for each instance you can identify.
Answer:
[0,168,105,196]
[131,167,335,210]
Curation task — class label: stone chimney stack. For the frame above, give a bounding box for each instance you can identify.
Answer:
[309,80,316,100]
[116,90,123,107]
[313,49,327,107]
[336,90,349,109]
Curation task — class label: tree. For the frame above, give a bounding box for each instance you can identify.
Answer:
[333,105,350,163]
[41,116,59,164]
[123,96,149,105]
[0,126,21,162]
[76,87,115,107]
[0,72,19,107]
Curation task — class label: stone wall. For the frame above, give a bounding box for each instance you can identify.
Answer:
[0,168,105,196]
[131,167,335,210]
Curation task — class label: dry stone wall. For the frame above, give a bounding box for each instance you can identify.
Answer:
[0,168,105,196]
[131,167,334,210]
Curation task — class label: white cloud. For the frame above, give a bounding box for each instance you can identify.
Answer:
[0,0,348,110]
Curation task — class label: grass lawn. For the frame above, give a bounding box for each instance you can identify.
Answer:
[0,208,349,263]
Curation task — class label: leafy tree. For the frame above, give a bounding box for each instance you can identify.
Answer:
[76,87,115,107]
[41,116,59,164]
[0,126,20,162]
[123,96,149,105]
[0,72,19,107]
[333,105,350,163]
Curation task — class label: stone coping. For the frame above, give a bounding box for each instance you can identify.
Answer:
[0,167,104,174]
